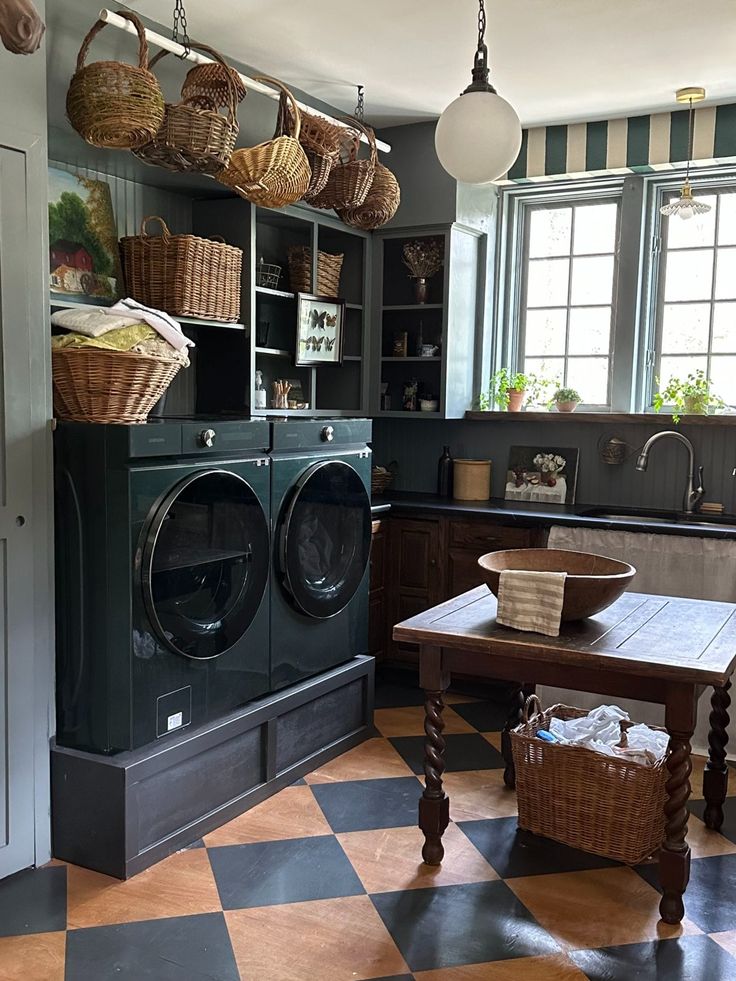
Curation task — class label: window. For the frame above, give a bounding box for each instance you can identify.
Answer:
[517,198,620,406]
[652,186,736,406]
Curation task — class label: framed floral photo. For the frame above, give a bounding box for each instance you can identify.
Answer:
[295,293,345,366]
[505,445,580,506]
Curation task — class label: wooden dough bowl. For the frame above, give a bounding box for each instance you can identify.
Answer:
[478,548,637,621]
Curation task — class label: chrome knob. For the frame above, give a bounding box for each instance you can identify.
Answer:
[321,425,335,443]
[199,428,216,448]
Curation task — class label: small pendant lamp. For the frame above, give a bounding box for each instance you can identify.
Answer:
[660,87,712,221]
[435,0,522,184]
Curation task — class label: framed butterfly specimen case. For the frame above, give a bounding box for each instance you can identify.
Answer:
[295,293,345,366]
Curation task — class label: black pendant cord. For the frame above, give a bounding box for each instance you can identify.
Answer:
[685,97,694,184]
[172,0,191,58]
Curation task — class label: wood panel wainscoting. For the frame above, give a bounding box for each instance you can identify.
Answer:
[373,513,547,664]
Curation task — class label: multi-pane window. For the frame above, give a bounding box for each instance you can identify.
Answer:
[518,199,619,406]
[655,187,736,405]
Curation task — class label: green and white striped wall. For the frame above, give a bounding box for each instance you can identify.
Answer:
[500,102,736,183]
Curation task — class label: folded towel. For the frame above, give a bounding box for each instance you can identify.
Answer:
[51,307,137,337]
[104,298,194,353]
[496,569,567,637]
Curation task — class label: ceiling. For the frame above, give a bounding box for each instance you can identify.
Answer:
[125,0,736,129]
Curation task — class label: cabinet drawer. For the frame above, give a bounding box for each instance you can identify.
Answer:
[449,519,533,550]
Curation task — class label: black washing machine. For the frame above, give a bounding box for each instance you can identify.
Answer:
[54,418,271,754]
[269,418,372,690]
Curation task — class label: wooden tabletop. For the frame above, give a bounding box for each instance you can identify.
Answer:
[393,586,736,687]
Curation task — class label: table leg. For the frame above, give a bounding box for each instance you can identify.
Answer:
[703,681,731,832]
[419,688,450,865]
[502,683,535,789]
[660,693,696,925]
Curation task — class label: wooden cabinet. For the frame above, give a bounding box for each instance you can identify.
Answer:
[369,519,387,659]
[378,513,545,663]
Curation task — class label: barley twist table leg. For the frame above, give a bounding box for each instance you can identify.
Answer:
[659,730,693,924]
[419,689,449,865]
[704,681,731,831]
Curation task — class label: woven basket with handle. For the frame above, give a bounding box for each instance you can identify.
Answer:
[510,695,668,865]
[287,246,344,296]
[217,77,311,208]
[66,11,165,149]
[310,120,377,211]
[338,159,401,229]
[134,42,240,175]
[181,61,247,109]
[275,96,345,200]
[120,216,243,322]
[52,347,181,424]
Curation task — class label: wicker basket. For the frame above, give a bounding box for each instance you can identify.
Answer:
[310,120,377,211]
[134,43,239,175]
[275,96,345,200]
[181,61,247,109]
[371,465,395,495]
[66,11,165,150]
[511,696,668,865]
[303,149,334,200]
[217,76,311,208]
[120,216,242,322]
[287,246,344,296]
[52,347,181,424]
[338,160,401,229]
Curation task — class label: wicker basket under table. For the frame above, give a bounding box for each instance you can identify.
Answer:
[510,698,668,865]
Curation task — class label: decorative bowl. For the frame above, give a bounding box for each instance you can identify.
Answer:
[478,548,636,621]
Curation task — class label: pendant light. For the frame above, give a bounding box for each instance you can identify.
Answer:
[660,87,711,221]
[435,0,521,184]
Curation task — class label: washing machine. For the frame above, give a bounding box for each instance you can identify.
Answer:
[269,418,372,690]
[54,417,272,754]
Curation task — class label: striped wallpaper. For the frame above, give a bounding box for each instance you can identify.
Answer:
[501,102,736,182]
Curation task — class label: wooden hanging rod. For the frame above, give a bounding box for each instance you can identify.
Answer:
[98,8,391,153]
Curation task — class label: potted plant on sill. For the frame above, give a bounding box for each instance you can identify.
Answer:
[551,386,581,413]
[653,369,724,423]
[477,369,554,413]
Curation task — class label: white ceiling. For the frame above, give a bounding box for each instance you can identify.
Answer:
[129,0,736,129]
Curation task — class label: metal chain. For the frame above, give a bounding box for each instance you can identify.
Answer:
[355,85,365,122]
[172,0,191,58]
[477,0,486,48]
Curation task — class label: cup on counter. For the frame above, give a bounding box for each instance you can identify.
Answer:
[420,344,438,357]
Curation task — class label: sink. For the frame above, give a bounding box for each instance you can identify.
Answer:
[581,508,736,531]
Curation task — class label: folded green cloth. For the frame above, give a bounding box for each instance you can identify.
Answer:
[52,323,157,352]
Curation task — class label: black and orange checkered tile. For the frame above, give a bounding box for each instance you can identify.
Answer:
[3,676,736,980]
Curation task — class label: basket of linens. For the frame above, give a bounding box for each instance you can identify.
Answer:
[51,304,191,424]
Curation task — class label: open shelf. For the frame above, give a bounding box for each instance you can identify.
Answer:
[381,356,441,363]
[256,286,296,300]
[50,298,246,331]
[383,303,444,311]
[255,347,291,358]
[374,410,442,419]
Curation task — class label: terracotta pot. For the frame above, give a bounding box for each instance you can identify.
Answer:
[507,389,525,412]
[683,395,707,415]
[556,400,578,413]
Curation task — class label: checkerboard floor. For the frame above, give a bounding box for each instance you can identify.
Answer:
[4,675,736,980]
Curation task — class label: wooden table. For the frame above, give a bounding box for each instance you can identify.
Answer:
[393,585,736,925]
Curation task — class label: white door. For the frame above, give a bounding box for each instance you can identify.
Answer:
[0,143,40,878]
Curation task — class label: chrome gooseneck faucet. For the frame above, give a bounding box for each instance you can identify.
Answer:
[635,431,704,514]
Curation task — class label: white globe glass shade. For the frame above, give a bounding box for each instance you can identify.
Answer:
[435,90,522,184]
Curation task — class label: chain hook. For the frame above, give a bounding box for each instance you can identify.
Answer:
[355,84,365,122]
[172,0,191,59]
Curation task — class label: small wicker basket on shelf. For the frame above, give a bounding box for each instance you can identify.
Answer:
[120,216,242,322]
[66,11,165,150]
[511,696,668,865]
[371,465,396,495]
[287,246,343,296]
[52,348,181,425]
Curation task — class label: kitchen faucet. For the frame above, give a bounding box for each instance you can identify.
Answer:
[636,431,704,514]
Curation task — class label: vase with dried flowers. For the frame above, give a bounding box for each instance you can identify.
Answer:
[402,237,444,304]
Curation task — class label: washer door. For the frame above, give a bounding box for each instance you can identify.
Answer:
[279,460,371,619]
[142,469,269,659]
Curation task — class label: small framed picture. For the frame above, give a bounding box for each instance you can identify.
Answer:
[295,293,345,366]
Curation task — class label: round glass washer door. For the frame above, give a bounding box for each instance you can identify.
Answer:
[279,460,371,619]
[142,469,269,659]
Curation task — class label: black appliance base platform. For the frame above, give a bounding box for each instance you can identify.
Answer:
[51,656,374,879]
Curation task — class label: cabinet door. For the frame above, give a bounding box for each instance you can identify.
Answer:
[369,519,386,659]
[388,518,442,661]
[446,520,539,599]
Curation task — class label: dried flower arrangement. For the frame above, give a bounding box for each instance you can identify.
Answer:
[402,238,444,279]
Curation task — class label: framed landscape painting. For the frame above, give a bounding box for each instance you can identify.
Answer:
[48,167,122,303]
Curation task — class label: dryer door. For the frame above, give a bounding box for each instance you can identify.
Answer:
[279,460,371,619]
[142,469,269,659]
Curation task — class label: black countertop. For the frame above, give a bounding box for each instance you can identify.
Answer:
[371,491,736,541]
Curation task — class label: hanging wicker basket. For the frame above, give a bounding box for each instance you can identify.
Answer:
[181,61,247,109]
[287,246,344,296]
[338,158,401,229]
[275,96,345,200]
[52,348,181,425]
[120,216,243,322]
[310,120,377,211]
[66,10,165,150]
[134,42,240,175]
[217,76,311,208]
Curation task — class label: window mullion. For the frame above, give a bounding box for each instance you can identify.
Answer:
[564,210,575,388]
[708,197,721,381]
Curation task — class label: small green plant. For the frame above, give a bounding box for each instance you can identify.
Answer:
[552,387,581,404]
[653,369,724,423]
[476,369,556,410]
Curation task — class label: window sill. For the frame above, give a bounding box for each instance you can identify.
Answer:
[464,410,736,426]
